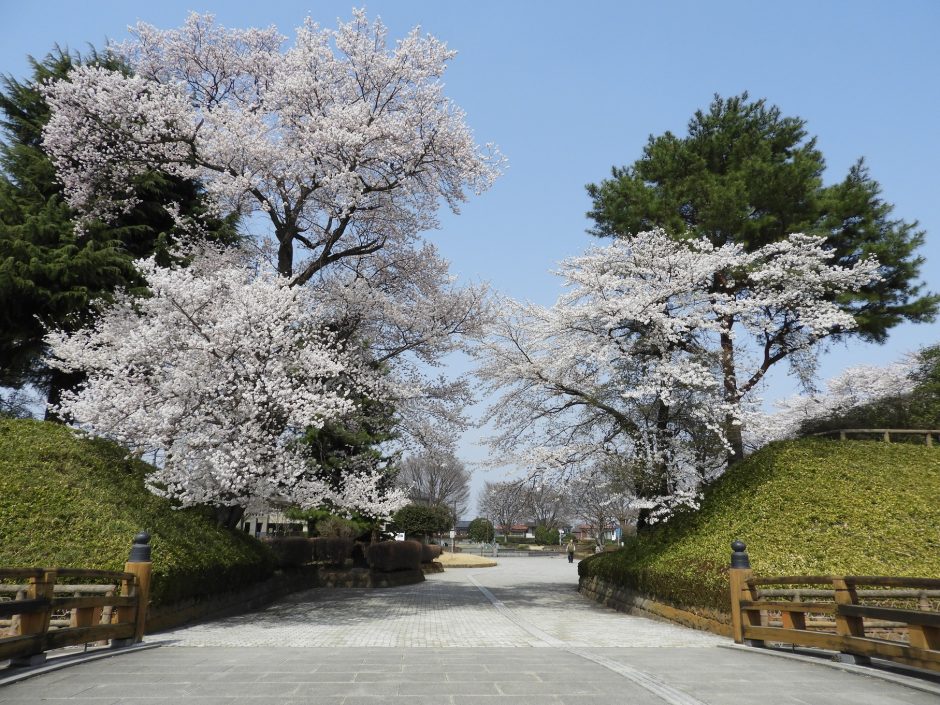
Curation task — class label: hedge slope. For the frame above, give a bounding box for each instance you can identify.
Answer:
[0,419,274,605]
[579,439,940,611]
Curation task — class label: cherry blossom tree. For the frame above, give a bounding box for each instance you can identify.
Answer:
[42,9,497,449]
[45,245,407,527]
[41,11,500,282]
[39,12,499,522]
[311,239,491,454]
[748,359,917,448]
[476,229,880,521]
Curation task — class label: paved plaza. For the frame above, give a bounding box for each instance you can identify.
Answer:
[2,557,938,704]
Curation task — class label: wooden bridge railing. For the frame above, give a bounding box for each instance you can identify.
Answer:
[0,532,152,667]
[809,428,938,445]
[729,541,940,672]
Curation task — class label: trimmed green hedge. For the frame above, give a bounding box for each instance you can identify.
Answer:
[263,537,313,568]
[0,419,275,606]
[311,537,353,566]
[579,439,940,611]
[367,540,422,572]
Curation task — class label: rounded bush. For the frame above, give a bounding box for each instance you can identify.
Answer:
[421,543,443,563]
[311,537,354,567]
[263,536,313,568]
[367,540,422,573]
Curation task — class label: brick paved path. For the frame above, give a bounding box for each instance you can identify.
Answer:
[2,557,937,704]
[146,557,720,648]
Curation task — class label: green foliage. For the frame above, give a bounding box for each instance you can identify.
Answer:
[315,514,369,539]
[467,517,495,543]
[366,540,422,573]
[0,48,239,399]
[392,503,452,539]
[284,507,333,536]
[310,537,353,567]
[262,537,312,568]
[534,525,560,545]
[800,344,940,436]
[297,393,398,523]
[0,418,274,605]
[579,438,940,611]
[586,92,937,343]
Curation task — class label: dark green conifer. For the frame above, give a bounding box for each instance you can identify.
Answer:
[0,48,238,414]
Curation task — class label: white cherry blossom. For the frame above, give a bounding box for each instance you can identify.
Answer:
[45,246,405,518]
[476,229,880,519]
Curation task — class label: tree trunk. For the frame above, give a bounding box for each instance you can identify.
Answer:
[44,368,85,422]
[277,233,294,279]
[214,504,246,530]
[719,327,745,463]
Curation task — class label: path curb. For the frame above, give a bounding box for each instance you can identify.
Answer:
[0,643,161,687]
[718,643,940,698]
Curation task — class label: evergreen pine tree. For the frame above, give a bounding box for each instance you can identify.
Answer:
[586,93,938,461]
[0,48,238,415]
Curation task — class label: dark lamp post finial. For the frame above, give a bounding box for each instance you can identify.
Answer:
[730,539,750,569]
[128,531,152,563]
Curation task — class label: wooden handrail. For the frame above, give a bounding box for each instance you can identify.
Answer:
[729,541,940,673]
[749,575,940,589]
[809,428,938,445]
[0,532,152,666]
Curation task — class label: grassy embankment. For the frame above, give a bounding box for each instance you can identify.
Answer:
[579,438,940,612]
[0,418,274,606]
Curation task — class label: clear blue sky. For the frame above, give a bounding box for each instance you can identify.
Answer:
[4,1,939,511]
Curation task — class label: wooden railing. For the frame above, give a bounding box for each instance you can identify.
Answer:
[729,541,940,672]
[0,532,151,667]
[810,428,938,445]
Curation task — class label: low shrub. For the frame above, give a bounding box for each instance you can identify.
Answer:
[467,517,495,543]
[315,515,369,539]
[0,419,275,607]
[392,504,452,540]
[534,526,560,545]
[263,536,312,568]
[367,540,422,573]
[578,439,940,612]
[311,537,353,567]
[421,543,443,563]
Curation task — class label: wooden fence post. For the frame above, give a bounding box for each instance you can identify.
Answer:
[11,569,56,666]
[833,577,870,665]
[729,540,763,646]
[113,532,152,648]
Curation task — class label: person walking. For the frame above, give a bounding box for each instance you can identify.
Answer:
[566,539,575,563]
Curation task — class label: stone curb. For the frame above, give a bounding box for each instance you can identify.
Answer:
[718,643,940,698]
[0,642,161,687]
[440,561,497,568]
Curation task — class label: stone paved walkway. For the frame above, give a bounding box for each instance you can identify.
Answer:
[2,556,938,704]
[146,557,720,648]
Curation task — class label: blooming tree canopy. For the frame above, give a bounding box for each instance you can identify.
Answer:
[748,359,917,447]
[42,11,501,282]
[40,12,499,521]
[476,229,880,519]
[45,246,406,521]
[310,239,490,454]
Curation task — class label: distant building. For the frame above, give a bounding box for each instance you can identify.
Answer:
[572,523,619,543]
[240,511,304,538]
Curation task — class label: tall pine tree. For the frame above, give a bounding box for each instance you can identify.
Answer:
[586,93,937,461]
[0,48,238,416]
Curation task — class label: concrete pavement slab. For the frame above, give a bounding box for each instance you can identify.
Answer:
[2,558,936,704]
